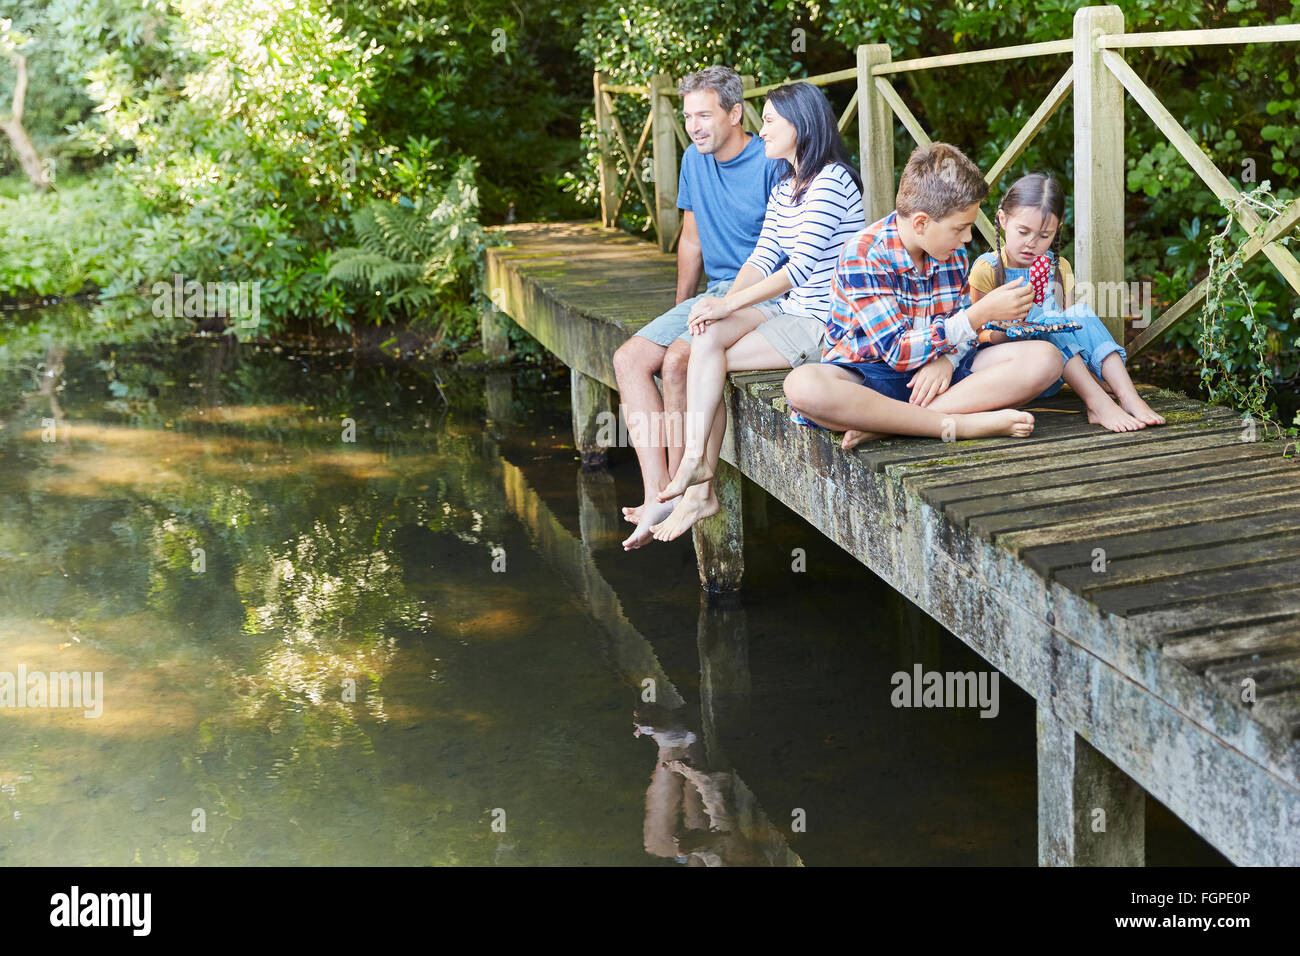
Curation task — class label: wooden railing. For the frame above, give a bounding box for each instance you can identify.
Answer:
[591,5,1300,352]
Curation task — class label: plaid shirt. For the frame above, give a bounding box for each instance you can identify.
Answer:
[823,211,976,370]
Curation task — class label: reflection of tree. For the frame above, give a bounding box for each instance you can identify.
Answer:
[0,339,526,863]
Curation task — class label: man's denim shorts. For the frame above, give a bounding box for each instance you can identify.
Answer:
[634,278,785,348]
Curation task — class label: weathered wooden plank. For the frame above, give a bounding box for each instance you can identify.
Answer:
[1022,507,1300,577]
[1089,555,1300,617]
[1164,616,1300,670]
[960,455,1292,534]
[1056,532,1300,594]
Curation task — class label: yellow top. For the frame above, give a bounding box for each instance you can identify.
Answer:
[968,248,1074,304]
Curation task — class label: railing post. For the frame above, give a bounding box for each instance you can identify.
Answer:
[651,73,679,253]
[593,71,619,228]
[857,44,895,223]
[1074,5,1127,342]
[740,74,759,133]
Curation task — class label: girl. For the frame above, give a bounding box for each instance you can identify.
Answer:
[967,172,1164,432]
[647,81,866,542]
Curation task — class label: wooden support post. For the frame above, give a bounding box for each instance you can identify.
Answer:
[1038,702,1145,866]
[481,308,510,362]
[1074,5,1127,342]
[691,458,744,591]
[571,368,613,469]
[594,71,620,228]
[857,44,895,223]
[696,590,751,768]
[485,369,512,427]
[576,467,619,551]
[651,73,679,253]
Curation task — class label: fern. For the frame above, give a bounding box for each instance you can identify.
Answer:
[326,157,488,329]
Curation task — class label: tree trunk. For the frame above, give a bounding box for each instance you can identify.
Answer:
[2,53,51,192]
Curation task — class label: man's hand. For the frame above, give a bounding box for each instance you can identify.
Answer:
[687,296,732,335]
[907,356,954,406]
[970,277,1033,329]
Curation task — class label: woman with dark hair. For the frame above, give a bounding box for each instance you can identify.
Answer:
[650,81,865,541]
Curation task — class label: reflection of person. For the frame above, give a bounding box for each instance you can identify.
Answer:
[634,709,802,867]
[650,82,866,542]
[635,713,707,861]
[614,66,784,552]
[783,143,1062,450]
[965,172,1166,432]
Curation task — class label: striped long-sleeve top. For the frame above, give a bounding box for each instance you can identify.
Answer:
[743,162,866,321]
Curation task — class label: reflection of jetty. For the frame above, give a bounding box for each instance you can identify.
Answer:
[487,223,1300,865]
[498,456,802,865]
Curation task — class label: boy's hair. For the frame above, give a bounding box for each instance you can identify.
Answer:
[895,143,988,221]
[678,66,743,114]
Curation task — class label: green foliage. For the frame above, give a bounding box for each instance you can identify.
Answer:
[326,158,492,338]
[1197,183,1300,423]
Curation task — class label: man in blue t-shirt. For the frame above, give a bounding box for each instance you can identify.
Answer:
[614,66,783,550]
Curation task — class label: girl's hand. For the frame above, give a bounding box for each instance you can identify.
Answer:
[907,356,954,406]
[687,296,732,335]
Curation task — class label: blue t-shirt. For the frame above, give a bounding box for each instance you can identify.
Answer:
[677,133,785,283]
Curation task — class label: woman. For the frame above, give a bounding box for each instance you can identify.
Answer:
[650,81,865,541]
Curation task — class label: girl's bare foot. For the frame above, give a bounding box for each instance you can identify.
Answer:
[1087,399,1145,432]
[622,497,679,550]
[1119,395,1165,426]
[842,428,888,450]
[656,454,713,502]
[650,487,719,542]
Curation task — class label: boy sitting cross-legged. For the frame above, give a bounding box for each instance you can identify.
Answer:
[783,143,1063,448]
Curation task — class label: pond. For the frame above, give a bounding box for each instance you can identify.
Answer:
[0,334,1227,865]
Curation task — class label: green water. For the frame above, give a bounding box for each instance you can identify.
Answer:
[0,336,1226,865]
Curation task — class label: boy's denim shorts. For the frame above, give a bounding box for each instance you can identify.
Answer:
[789,350,978,428]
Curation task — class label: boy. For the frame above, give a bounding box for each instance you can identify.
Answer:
[783,143,1063,448]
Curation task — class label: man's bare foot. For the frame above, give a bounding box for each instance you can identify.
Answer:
[651,488,719,542]
[656,455,713,502]
[957,409,1036,439]
[622,497,678,551]
[842,428,888,450]
[1119,395,1165,426]
[1087,400,1145,432]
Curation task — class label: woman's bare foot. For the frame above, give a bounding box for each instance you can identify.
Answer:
[1119,395,1165,426]
[656,454,713,502]
[956,409,1036,439]
[621,504,642,525]
[651,487,719,542]
[622,497,679,551]
[1087,399,1145,432]
[842,428,888,450]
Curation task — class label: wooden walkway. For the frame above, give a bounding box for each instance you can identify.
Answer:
[485,220,1300,866]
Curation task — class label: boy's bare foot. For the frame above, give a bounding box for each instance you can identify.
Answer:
[651,487,719,542]
[1087,400,1145,432]
[958,409,1036,439]
[656,454,713,502]
[1119,395,1165,426]
[622,497,679,551]
[842,428,888,450]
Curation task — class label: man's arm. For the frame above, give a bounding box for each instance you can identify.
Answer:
[676,210,704,304]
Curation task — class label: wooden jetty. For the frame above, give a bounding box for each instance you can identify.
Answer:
[486,220,1300,867]
[484,7,1300,866]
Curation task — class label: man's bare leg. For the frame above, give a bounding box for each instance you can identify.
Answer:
[614,336,676,550]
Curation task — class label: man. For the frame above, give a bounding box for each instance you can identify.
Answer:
[612,66,782,550]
